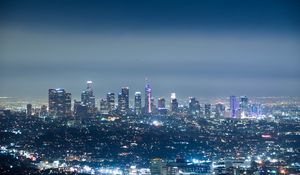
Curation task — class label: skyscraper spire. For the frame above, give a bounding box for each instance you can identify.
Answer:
[144,78,152,114]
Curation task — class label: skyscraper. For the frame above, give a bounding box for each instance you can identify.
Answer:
[100,98,109,114]
[144,84,152,114]
[40,105,47,117]
[215,103,225,118]
[189,97,200,116]
[121,87,129,110]
[81,81,95,113]
[204,104,211,117]
[230,95,238,118]
[26,104,32,116]
[170,93,178,113]
[171,98,179,113]
[48,88,71,117]
[117,87,129,115]
[117,92,126,115]
[65,92,72,116]
[240,96,249,111]
[107,92,115,114]
[157,98,166,109]
[134,92,142,116]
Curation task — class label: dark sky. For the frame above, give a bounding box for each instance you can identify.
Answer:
[0,0,299,99]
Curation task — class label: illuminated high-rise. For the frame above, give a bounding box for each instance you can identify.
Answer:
[240,96,249,111]
[81,81,95,114]
[26,104,32,116]
[40,105,47,117]
[215,103,225,118]
[230,95,238,118]
[117,92,126,115]
[121,87,129,110]
[171,99,178,113]
[144,84,152,114]
[189,97,200,116]
[48,88,71,117]
[157,98,166,109]
[107,92,115,114]
[204,104,211,117]
[134,92,142,115]
[117,87,129,115]
[100,98,108,114]
[65,92,72,116]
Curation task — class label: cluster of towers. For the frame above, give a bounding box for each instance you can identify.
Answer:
[98,83,152,116]
[229,95,262,118]
[42,81,261,118]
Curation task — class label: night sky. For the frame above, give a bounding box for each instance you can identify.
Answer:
[0,0,299,99]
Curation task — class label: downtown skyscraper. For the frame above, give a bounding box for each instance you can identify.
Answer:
[134,92,142,116]
[230,95,238,118]
[48,88,72,117]
[144,83,152,114]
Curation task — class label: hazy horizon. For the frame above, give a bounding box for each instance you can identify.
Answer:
[1,0,299,98]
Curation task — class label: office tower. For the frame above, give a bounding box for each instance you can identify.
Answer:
[171,98,178,113]
[204,104,211,117]
[100,98,108,114]
[48,88,71,117]
[117,87,129,115]
[121,87,129,110]
[81,81,96,113]
[250,103,262,117]
[73,101,88,119]
[240,96,249,111]
[151,97,156,114]
[117,92,126,115]
[40,105,47,116]
[230,95,238,118]
[215,103,225,118]
[26,104,32,116]
[134,92,142,116]
[150,158,167,175]
[144,83,152,114]
[65,92,72,116]
[73,100,81,116]
[189,97,200,116]
[157,98,166,109]
[107,92,115,114]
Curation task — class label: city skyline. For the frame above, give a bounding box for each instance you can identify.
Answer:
[0,0,300,98]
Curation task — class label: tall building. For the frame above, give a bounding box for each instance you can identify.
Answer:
[121,87,129,110]
[189,97,200,116]
[65,92,72,116]
[144,84,152,114]
[171,98,179,113]
[215,103,225,118]
[73,100,88,119]
[117,92,126,115]
[150,158,167,175]
[40,105,47,117]
[157,98,166,109]
[230,95,238,118]
[100,98,108,114]
[48,88,71,117]
[240,96,249,111]
[107,92,115,114]
[26,104,32,116]
[81,81,95,113]
[134,92,142,115]
[117,87,129,115]
[204,104,211,117]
